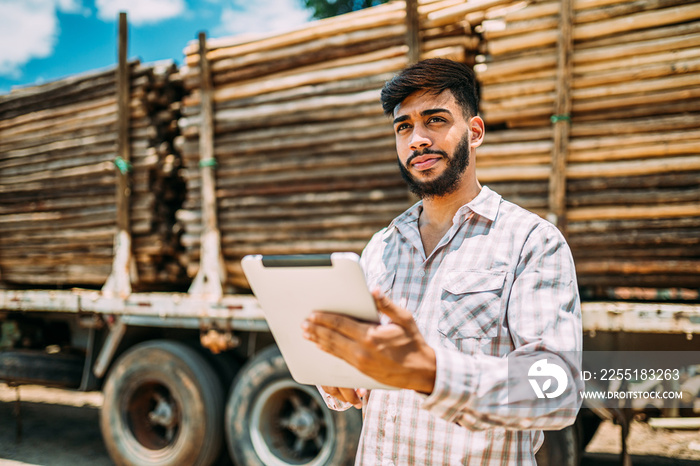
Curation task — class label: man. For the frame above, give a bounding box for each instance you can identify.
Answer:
[302,58,582,464]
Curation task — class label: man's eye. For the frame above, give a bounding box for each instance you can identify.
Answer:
[428,116,445,124]
[396,123,410,132]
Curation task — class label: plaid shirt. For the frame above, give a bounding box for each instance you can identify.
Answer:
[323,186,582,465]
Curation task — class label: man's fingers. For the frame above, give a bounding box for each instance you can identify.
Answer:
[303,317,357,361]
[306,311,371,341]
[321,385,362,408]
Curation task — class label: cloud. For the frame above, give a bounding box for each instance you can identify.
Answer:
[215,0,312,37]
[0,0,82,79]
[95,0,185,25]
[57,0,87,14]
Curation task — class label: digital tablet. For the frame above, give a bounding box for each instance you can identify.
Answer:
[241,252,395,389]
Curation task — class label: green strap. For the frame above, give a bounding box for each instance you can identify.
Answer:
[114,156,133,174]
[551,114,571,124]
[199,158,218,168]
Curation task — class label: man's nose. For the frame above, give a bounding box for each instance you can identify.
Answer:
[409,127,431,151]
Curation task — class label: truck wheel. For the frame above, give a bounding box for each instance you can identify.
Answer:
[100,340,224,466]
[535,424,580,466]
[225,345,361,466]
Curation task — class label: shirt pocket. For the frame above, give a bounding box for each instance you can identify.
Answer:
[437,270,506,351]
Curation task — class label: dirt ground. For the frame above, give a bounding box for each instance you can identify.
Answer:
[585,417,700,463]
[0,384,110,466]
[1,383,699,466]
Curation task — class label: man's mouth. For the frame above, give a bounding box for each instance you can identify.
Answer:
[410,154,442,171]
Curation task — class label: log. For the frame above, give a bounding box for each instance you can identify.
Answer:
[212,37,407,86]
[572,96,700,121]
[575,19,700,50]
[476,53,557,83]
[212,55,408,103]
[568,155,700,178]
[184,4,407,63]
[482,15,559,40]
[478,140,553,157]
[171,0,700,293]
[575,40,700,74]
[182,72,393,110]
[423,0,517,29]
[476,164,551,182]
[0,140,116,171]
[568,172,700,192]
[570,128,700,150]
[568,186,700,207]
[487,86,700,123]
[575,0,692,24]
[572,246,700,259]
[1,59,186,288]
[567,215,700,234]
[575,259,700,275]
[568,139,700,163]
[212,89,380,127]
[478,33,700,85]
[549,0,573,229]
[573,56,700,89]
[569,114,700,137]
[567,202,700,222]
[487,4,700,55]
[572,72,700,100]
[575,2,700,41]
[480,77,556,100]
[0,95,117,132]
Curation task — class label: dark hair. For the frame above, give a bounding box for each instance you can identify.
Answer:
[380,58,479,118]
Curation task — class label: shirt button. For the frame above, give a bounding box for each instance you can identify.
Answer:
[419,270,425,278]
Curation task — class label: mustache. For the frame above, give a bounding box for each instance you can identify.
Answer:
[406,148,448,165]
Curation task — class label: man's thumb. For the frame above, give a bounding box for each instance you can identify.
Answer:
[372,289,410,326]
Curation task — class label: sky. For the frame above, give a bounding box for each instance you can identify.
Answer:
[0,0,314,94]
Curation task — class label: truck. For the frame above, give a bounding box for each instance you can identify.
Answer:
[2,1,699,465]
[0,286,364,465]
[2,288,698,466]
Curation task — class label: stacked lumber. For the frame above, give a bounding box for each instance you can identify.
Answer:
[130,61,189,287]
[176,0,482,289]
[0,62,187,288]
[475,0,700,290]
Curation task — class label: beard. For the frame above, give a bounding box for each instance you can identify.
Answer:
[397,131,471,199]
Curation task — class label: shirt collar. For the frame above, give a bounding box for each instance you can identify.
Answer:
[460,185,500,222]
[388,185,501,232]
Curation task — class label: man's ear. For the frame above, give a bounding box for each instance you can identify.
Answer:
[469,116,485,148]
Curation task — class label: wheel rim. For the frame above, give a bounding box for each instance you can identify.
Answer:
[122,380,181,452]
[249,379,335,466]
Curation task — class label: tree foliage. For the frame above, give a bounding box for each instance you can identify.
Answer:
[301,0,390,20]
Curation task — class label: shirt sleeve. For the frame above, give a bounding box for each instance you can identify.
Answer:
[420,222,583,430]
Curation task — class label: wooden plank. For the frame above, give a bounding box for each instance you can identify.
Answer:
[188,32,225,297]
[115,12,131,234]
[406,0,421,64]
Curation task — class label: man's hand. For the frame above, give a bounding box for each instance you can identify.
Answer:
[320,386,367,409]
[302,290,436,394]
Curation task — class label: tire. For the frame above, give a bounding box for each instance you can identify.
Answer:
[535,424,580,466]
[225,345,362,466]
[0,349,83,388]
[100,340,224,466]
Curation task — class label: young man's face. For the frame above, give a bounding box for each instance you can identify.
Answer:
[392,89,483,199]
